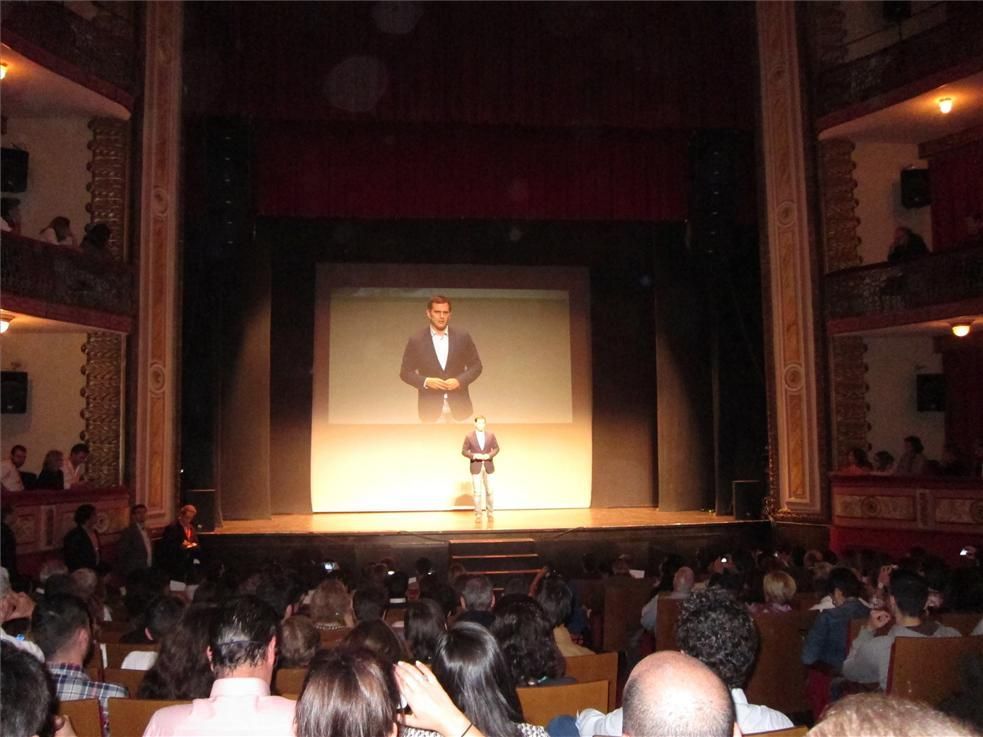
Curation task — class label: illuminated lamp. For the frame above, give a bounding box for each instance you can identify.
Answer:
[938,97,953,114]
[951,323,971,338]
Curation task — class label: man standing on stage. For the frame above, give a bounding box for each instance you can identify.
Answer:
[462,415,499,521]
[400,295,483,423]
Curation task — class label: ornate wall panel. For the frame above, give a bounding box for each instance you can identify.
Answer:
[82,333,124,487]
[135,3,183,524]
[87,118,130,261]
[757,2,824,520]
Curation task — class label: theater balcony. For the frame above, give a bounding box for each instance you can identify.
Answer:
[807,2,983,126]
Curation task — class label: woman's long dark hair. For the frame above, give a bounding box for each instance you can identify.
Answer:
[138,604,217,699]
[491,596,565,685]
[403,598,447,665]
[342,619,408,665]
[432,622,523,737]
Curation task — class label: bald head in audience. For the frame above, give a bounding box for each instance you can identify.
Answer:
[622,651,739,737]
[673,566,695,594]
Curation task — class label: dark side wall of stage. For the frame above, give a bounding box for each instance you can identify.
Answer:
[183,218,742,517]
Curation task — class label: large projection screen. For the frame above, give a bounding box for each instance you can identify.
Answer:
[311,264,592,512]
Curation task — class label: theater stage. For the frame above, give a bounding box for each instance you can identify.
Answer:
[200,507,772,577]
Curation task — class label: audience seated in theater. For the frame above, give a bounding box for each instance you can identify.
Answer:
[0,641,70,737]
[621,651,738,737]
[31,593,127,735]
[0,567,43,660]
[843,568,961,690]
[749,570,797,614]
[308,578,354,631]
[61,443,90,489]
[1,505,22,588]
[297,647,487,737]
[115,504,154,576]
[405,598,448,665]
[887,226,929,263]
[872,450,895,475]
[895,435,927,476]
[80,222,111,256]
[251,568,304,623]
[353,583,390,623]
[387,569,411,614]
[343,618,409,665]
[1,444,27,492]
[158,504,201,583]
[121,595,185,670]
[422,578,462,620]
[138,603,217,699]
[937,443,970,477]
[278,615,318,669]
[37,450,65,490]
[840,447,873,475]
[69,567,111,625]
[0,196,21,234]
[404,622,549,737]
[640,565,693,632]
[62,505,103,573]
[491,596,569,687]
[39,216,77,247]
[447,562,468,585]
[143,595,295,736]
[535,575,593,657]
[802,566,870,672]
[808,692,977,737]
[456,574,496,628]
[575,586,792,737]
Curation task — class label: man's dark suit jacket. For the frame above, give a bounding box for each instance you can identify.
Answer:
[462,430,500,474]
[158,522,199,580]
[399,327,483,422]
[116,523,152,576]
[63,526,99,571]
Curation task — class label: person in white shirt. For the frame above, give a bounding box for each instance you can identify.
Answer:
[39,216,77,247]
[461,416,500,521]
[62,443,90,489]
[576,587,793,736]
[0,445,27,492]
[640,566,694,632]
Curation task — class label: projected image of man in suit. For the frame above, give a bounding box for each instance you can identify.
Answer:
[399,295,483,422]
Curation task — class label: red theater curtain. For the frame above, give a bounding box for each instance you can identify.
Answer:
[929,139,983,249]
[257,123,689,221]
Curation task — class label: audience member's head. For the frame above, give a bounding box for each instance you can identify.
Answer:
[353,584,389,623]
[278,615,319,669]
[423,580,460,619]
[31,593,92,664]
[809,693,977,737]
[827,566,861,604]
[40,573,73,598]
[404,598,447,665]
[491,595,565,686]
[124,567,169,620]
[415,557,434,577]
[622,651,736,737]
[68,443,89,466]
[676,587,757,690]
[145,595,187,641]
[889,568,929,619]
[460,574,495,612]
[309,579,353,627]
[386,570,410,601]
[873,450,894,472]
[41,450,63,475]
[73,504,97,529]
[904,435,924,455]
[343,619,408,665]
[296,647,399,737]
[762,570,797,605]
[431,622,524,737]
[253,569,304,621]
[0,642,58,737]
[501,577,529,597]
[208,595,278,680]
[139,604,217,699]
[673,566,695,594]
[535,576,574,629]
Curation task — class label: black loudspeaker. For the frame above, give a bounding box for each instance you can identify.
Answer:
[204,119,253,261]
[916,373,945,412]
[183,489,217,532]
[689,130,740,257]
[1,148,29,192]
[732,480,764,520]
[1,371,28,414]
[883,1,912,22]
[901,169,931,209]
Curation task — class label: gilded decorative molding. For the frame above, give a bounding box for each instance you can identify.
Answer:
[818,139,862,273]
[82,333,124,487]
[829,336,868,467]
[756,2,823,520]
[135,3,183,524]
[87,118,130,261]
[804,2,848,72]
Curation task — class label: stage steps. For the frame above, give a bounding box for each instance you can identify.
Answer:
[448,538,543,591]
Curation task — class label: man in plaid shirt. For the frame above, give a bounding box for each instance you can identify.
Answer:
[32,593,128,736]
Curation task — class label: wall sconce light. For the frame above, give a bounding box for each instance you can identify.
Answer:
[0,315,13,334]
[938,97,954,114]
[951,322,971,338]
[0,63,7,81]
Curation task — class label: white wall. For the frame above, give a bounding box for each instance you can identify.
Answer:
[864,335,946,462]
[0,332,88,477]
[0,116,93,239]
[853,141,933,264]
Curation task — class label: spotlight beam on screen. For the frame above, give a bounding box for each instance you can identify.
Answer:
[311,264,593,513]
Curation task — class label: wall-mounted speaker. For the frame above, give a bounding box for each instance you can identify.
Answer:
[1,371,28,414]
[1,148,28,192]
[901,168,931,209]
[732,479,764,520]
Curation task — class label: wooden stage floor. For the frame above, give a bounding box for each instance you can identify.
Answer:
[212,507,737,537]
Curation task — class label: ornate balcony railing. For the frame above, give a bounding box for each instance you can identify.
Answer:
[814,3,983,121]
[825,244,983,332]
[0,1,139,107]
[1,235,135,332]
